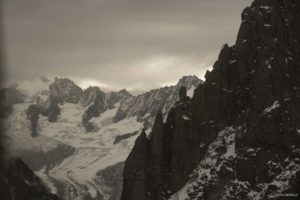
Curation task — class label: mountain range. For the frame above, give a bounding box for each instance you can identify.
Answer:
[1,0,300,199]
[0,75,202,200]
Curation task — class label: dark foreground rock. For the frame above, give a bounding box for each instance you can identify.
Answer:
[0,156,61,200]
[95,162,125,200]
[121,0,300,199]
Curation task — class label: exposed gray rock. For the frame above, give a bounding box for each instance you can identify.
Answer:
[49,78,83,104]
[106,89,132,109]
[80,86,105,107]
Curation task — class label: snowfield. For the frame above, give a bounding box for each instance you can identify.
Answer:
[2,75,202,200]
[4,102,143,199]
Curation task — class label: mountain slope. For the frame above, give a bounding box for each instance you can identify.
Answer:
[0,146,61,200]
[114,75,203,127]
[121,0,300,199]
[3,75,202,200]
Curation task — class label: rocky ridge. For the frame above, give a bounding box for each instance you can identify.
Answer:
[0,153,61,200]
[114,75,203,127]
[121,0,300,199]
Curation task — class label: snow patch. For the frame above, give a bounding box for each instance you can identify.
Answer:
[264,24,271,28]
[263,100,280,114]
[229,59,237,64]
[182,115,190,121]
[187,85,196,97]
[170,127,237,200]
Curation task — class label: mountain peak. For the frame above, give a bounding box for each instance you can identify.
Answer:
[177,75,203,88]
[118,89,132,97]
[50,77,83,104]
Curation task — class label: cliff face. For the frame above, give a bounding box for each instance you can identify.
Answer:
[121,0,300,199]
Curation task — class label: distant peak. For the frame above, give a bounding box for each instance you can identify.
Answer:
[118,89,132,96]
[177,75,204,87]
[84,86,101,91]
[54,77,74,83]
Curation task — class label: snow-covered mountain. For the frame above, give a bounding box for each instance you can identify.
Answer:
[114,75,203,127]
[1,75,203,200]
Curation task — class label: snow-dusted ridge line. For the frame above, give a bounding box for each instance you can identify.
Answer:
[170,126,237,200]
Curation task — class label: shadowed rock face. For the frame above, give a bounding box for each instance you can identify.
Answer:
[121,0,300,199]
[81,87,132,132]
[26,100,61,136]
[0,157,61,200]
[122,129,149,200]
[106,89,133,109]
[95,162,125,200]
[80,86,105,107]
[0,87,25,118]
[38,99,61,123]
[19,144,75,172]
[26,104,40,137]
[82,91,106,131]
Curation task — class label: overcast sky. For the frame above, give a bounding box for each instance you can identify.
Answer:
[3,0,252,93]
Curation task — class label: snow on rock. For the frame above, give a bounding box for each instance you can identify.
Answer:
[15,77,53,100]
[170,127,237,200]
[187,85,196,98]
[263,100,280,114]
[182,115,190,121]
[35,102,143,198]
[113,75,203,127]
[259,6,271,10]
[250,159,300,200]
[3,103,63,153]
[229,59,237,64]
[3,75,203,200]
[4,101,143,199]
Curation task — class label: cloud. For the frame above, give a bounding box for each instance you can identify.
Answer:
[2,0,252,92]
